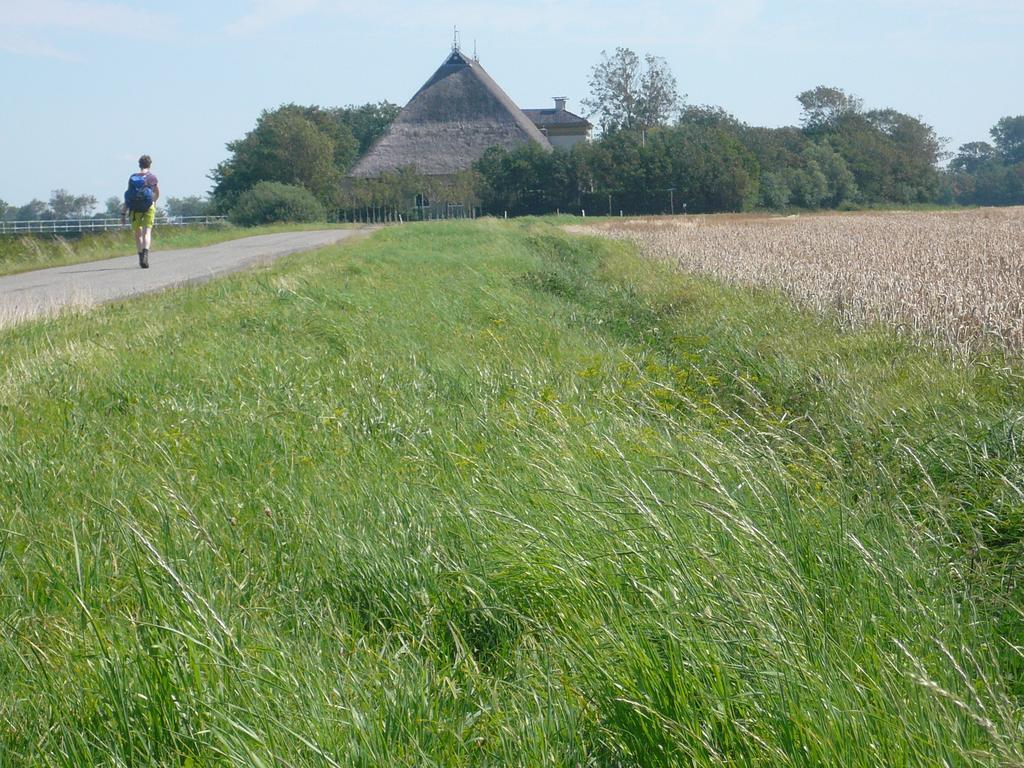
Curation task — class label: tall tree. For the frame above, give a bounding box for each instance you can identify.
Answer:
[335,102,401,154]
[797,86,863,130]
[946,117,1024,207]
[950,141,996,174]
[475,143,578,216]
[582,48,682,133]
[210,106,345,209]
[991,115,1024,165]
[866,108,944,201]
[16,200,49,220]
[803,141,858,207]
[678,105,744,132]
[209,102,397,212]
[165,196,211,218]
[49,189,97,219]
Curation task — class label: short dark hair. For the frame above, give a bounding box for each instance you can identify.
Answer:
[138,155,152,169]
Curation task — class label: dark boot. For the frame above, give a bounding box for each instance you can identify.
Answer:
[141,248,149,269]
[138,251,145,268]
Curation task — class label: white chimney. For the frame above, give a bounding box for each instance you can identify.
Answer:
[554,97,567,112]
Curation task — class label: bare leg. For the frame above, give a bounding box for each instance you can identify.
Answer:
[134,226,151,268]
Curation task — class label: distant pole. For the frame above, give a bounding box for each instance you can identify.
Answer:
[669,188,675,215]
[607,193,612,216]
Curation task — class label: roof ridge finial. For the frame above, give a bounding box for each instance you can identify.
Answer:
[452,25,460,52]
[473,39,478,62]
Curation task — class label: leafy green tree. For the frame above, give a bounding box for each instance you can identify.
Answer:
[950,142,996,174]
[575,125,757,214]
[209,107,342,210]
[740,128,856,210]
[803,142,858,207]
[795,86,943,204]
[946,117,1024,206]
[667,127,758,211]
[797,86,863,130]
[821,113,899,202]
[229,182,325,226]
[786,165,829,208]
[678,105,744,132]
[991,116,1024,165]
[741,126,808,169]
[273,104,360,171]
[165,196,211,218]
[475,143,578,216]
[0,199,8,220]
[336,102,401,154]
[16,200,49,220]
[210,102,400,214]
[582,48,682,133]
[951,161,1024,206]
[49,189,97,219]
[103,197,123,217]
[865,108,944,201]
[759,172,790,209]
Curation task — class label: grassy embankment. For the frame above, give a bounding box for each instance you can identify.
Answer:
[0,222,353,277]
[1,221,1021,765]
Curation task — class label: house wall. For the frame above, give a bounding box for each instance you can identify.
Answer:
[547,133,589,150]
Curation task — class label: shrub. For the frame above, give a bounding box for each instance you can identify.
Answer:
[229,182,324,226]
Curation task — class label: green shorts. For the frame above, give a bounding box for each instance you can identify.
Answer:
[130,206,156,230]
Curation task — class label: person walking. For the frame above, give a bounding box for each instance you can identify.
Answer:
[121,155,160,268]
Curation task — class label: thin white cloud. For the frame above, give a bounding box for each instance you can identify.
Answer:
[225,0,325,36]
[223,0,772,41]
[0,36,77,61]
[0,1,172,59]
[880,0,1024,21]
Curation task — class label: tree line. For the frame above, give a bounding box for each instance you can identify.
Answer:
[4,50,1021,224]
[0,191,212,222]
[202,47,1022,221]
[474,50,1021,215]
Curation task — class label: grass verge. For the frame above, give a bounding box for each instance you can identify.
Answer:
[0,221,1021,765]
[0,222,353,277]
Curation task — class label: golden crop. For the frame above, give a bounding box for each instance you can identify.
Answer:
[579,208,1024,355]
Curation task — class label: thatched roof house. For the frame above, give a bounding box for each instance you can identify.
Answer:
[349,48,552,179]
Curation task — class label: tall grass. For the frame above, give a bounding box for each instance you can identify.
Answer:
[0,221,1021,765]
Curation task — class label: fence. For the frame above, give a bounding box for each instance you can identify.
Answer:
[336,202,477,224]
[0,215,228,235]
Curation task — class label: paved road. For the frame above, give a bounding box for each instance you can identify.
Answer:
[0,229,369,325]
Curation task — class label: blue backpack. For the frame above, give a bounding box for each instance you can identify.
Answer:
[124,173,154,212]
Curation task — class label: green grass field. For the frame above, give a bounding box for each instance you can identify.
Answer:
[0,222,353,277]
[1,221,1021,766]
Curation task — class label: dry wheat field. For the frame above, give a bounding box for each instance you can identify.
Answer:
[577,208,1024,356]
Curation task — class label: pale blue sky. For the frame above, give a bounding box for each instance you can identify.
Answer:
[1,0,1020,208]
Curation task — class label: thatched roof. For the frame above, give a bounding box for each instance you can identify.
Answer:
[349,49,552,178]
